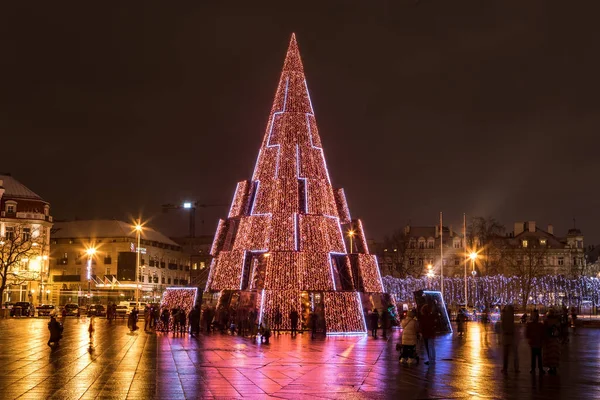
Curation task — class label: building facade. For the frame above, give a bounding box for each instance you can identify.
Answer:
[0,174,53,305]
[49,220,190,306]
[377,220,586,278]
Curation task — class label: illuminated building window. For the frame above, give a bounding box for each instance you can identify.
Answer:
[5,226,15,240]
[193,263,198,270]
[22,228,31,242]
[540,239,547,246]
[522,240,528,248]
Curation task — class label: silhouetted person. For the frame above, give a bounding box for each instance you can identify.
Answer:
[144,307,152,331]
[501,305,519,373]
[289,309,299,337]
[526,310,545,375]
[161,308,170,332]
[179,308,187,334]
[274,308,282,335]
[420,304,436,365]
[189,306,201,337]
[48,316,63,346]
[456,310,467,336]
[128,307,139,332]
[381,307,391,339]
[370,309,380,338]
[544,309,561,374]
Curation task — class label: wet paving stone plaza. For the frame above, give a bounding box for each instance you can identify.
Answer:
[0,318,599,399]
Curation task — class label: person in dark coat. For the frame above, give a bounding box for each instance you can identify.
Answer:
[48,316,63,346]
[128,307,139,332]
[526,310,545,375]
[160,308,170,332]
[274,308,283,335]
[501,305,519,373]
[381,307,391,339]
[370,309,380,338]
[289,309,299,337]
[189,306,201,337]
[179,308,187,334]
[544,309,561,374]
[420,304,436,365]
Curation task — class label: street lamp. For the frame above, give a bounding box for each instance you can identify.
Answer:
[426,264,434,289]
[468,252,477,307]
[134,221,143,308]
[347,230,355,253]
[86,247,96,302]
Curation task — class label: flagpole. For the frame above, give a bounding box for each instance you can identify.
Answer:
[464,213,468,307]
[440,211,443,297]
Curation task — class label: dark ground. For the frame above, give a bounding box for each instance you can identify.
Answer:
[0,317,597,399]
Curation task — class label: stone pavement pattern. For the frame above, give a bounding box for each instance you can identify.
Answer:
[0,318,599,399]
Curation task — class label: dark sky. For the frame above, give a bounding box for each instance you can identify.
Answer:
[1,1,599,244]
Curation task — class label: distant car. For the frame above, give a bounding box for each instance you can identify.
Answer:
[88,304,106,317]
[64,303,80,316]
[10,302,33,317]
[115,305,129,319]
[36,304,56,317]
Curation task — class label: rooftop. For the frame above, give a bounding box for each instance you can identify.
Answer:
[0,174,45,201]
[51,220,179,247]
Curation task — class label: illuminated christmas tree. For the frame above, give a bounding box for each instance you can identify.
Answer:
[206,34,385,333]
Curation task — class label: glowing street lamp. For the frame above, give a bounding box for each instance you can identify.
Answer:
[134,221,143,308]
[426,264,434,289]
[347,230,355,253]
[469,252,478,307]
[86,247,96,300]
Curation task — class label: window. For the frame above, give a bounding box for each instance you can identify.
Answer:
[5,226,15,240]
[577,240,583,249]
[7,204,15,213]
[22,228,31,242]
[409,258,415,266]
[105,267,111,275]
[453,240,461,249]
[418,258,423,266]
[193,263,198,270]
[522,240,528,248]
[167,277,171,284]
[442,259,447,266]
[427,241,434,249]
[104,255,112,265]
[454,258,460,266]
[409,240,416,249]
[75,254,82,265]
[161,277,165,284]
[200,262,206,270]
[149,259,155,267]
[540,239,547,246]
[558,257,564,266]
[419,241,425,249]
[75,267,81,276]
[141,258,146,266]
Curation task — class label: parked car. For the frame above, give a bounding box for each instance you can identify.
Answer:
[10,302,33,317]
[36,304,56,317]
[115,305,129,319]
[64,303,80,316]
[3,302,15,310]
[88,304,106,317]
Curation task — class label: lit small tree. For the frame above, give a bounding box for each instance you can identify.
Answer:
[0,224,45,304]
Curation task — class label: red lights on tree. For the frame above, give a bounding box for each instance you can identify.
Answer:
[206,34,385,333]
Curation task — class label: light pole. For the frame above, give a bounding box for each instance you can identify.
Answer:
[86,247,96,303]
[347,230,355,253]
[134,221,143,308]
[469,252,477,307]
[426,264,434,289]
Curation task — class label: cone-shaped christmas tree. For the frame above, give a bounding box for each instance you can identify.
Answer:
[206,34,385,333]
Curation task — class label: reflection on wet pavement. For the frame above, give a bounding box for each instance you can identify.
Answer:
[0,317,598,399]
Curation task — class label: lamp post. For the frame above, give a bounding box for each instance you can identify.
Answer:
[134,221,143,308]
[469,252,477,307]
[86,247,96,303]
[347,230,355,253]
[426,264,434,289]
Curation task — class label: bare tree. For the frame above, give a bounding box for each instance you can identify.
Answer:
[0,224,45,304]
[468,217,505,275]
[379,229,423,278]
[503,244,548,309]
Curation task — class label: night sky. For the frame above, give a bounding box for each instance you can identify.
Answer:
[1,2,599,244]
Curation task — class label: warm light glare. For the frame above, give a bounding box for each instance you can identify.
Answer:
[86,248,96,256]
[348,230,355,237]
[469,252,478,260]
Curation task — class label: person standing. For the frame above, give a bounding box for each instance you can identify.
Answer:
[369,309,380,338]
[274,308,282,335]
[501,305,519,373]
[172,308,180,335]
[179,308,187,334]
[144,307,152,331]
[381,307,391,340]
[189,306,201,337]
[420,304,436,365]
[570,307,578,336]
[289,309,299,337]
[525,310,545,375]
[544,309,561,374]
[456,310,467,337]
[161,308,170,333]
[400,310,419,364]
[128,306,139,332]
[48,316,63,347]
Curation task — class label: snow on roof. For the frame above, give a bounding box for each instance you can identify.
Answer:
[51,220,179,247]
[0,174,44,201]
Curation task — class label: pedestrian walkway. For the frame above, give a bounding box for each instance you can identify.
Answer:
[0,317,598,399]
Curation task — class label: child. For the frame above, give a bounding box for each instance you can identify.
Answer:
[400,310,420,364]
